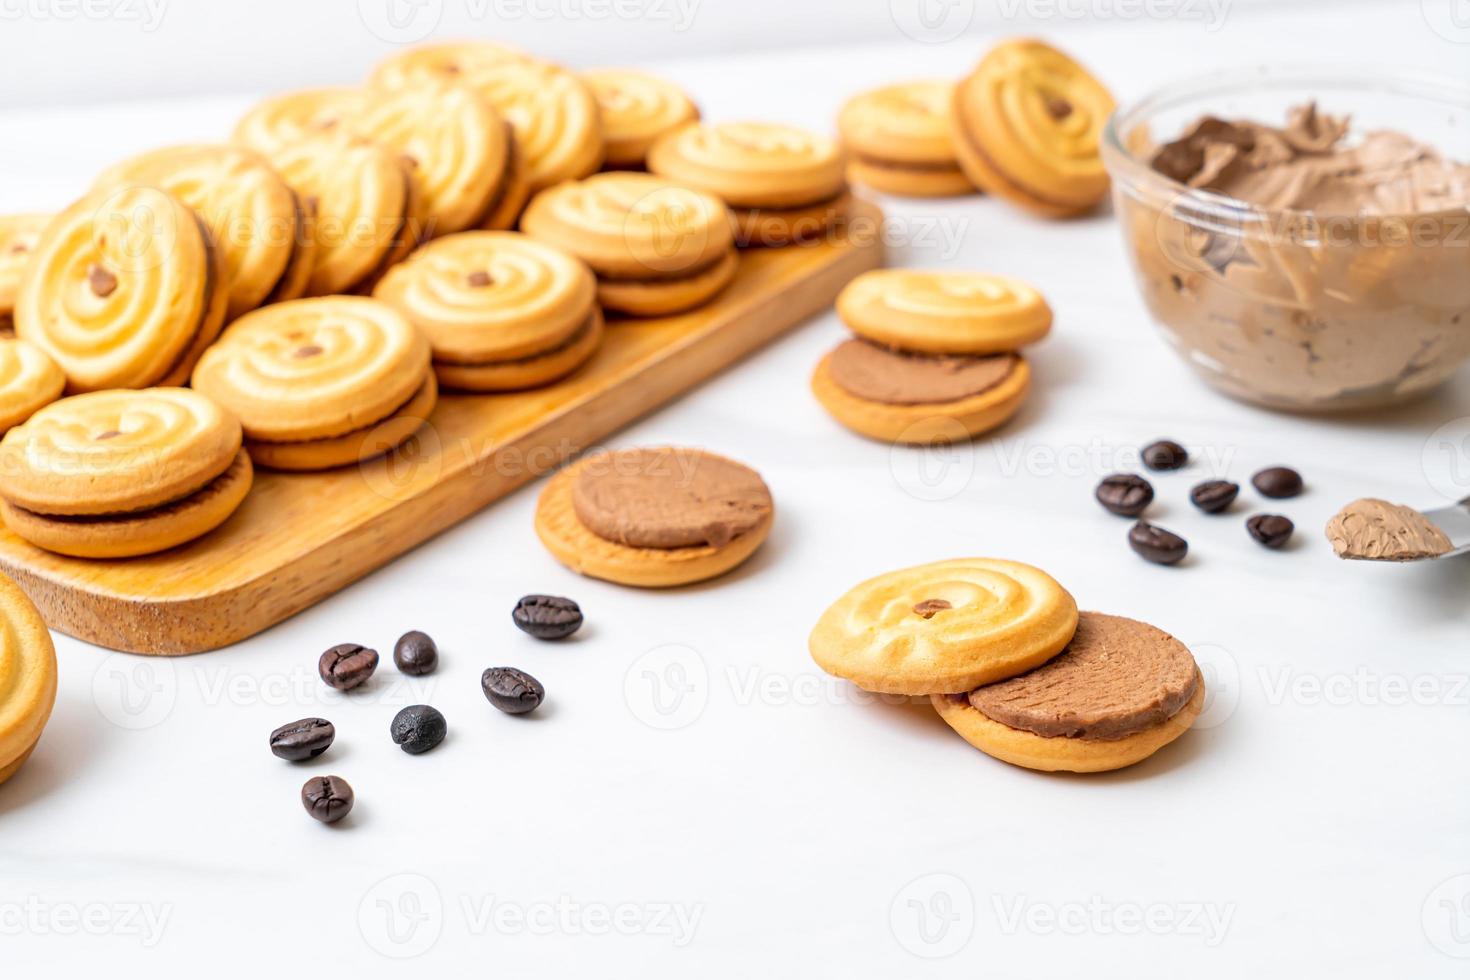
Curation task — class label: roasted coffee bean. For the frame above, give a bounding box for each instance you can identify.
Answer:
[1252,466,1303,498]
[1189,480,1239,514]
[1247,514,1294,549]
[269,717,335,761]
[1142,439,1188,471]
[1128,521,1189,565]
[318,643,378,691]
[512,595,583,640]
[1095,473,1154,517]
[390,704,447,754]
[393,630,438,675]
[301,775,353,824]
[481,667,545,715]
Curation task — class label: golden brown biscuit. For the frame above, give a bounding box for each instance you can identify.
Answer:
[368,40,534,90]
[15,185,228,392]
[231,86,365,158]
[808,558,1079,695]
[191,296,433,470]
[836,269,1052,355]
[93,143,313,320]
[581,69,699,169]
[521,172,737,316]
[0,214,51,335]
[431,309,603,392]
[730,190,853,249]
[535,447,774,588]
[839,81,976,198]
[0,339,64,434]
[0,571,57,787]
[951,39,1115,217]
[244,373,436,471]
[0,388,251,558]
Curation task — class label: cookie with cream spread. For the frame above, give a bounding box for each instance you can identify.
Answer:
[838,81,976,198]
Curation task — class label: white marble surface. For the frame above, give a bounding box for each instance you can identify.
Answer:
[3,3,1470,977]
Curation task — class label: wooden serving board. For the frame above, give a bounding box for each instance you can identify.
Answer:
[0,201,884,655]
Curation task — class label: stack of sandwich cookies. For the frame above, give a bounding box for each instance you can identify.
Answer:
[932,612,1205,773]
[0,388,252,558]
[520,172,736,317]
[951,38,1115,218]
[191,297,434,470]
[838,81,975,197]
[0,339,64,435]
[0,215,51,337]
[535,447,773,588]
[16,185,228,392]
[93,144,315,320]
[231,87,365,158]
[349,79,528,236]
[0,572,56,786]
[647,121,849,247]
[813,270,1050,443]
[581,69,699,169]
[374,231,602,391]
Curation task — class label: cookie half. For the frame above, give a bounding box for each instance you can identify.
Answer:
[952,39,1115,217]
[836,269,1052,355]
[191,296,434,470]
[0,387,251,557]
[521,172,736,316]
[809,557,1079,695]
[839,81,975,198]
[0,571,57,786]
[811,342,1030,444]
[581,69,699,169]
[0,214,51,336]
[931,612,1205,772]
[16,185,228,392]
[535,447,774,588]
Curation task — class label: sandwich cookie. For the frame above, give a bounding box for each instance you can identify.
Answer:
[268,133,422,297]
[93,144,313,320]
[932,612,1205,772]
[838,81,975,197]
[0,387,252,558]
[648,121,849,247]
[0,571,57,787]
[813,270,1051,443]
[808,558,1079,695]
[15,185,228,392]
[373,231,602,391]
[535,447,774,588]
[0,339,64,434]
[232,86,365,158]
[0,214,51,336]
[520,172,736,317]
[581,69,699,169]
[349,80,529,236]
[191,296,435,471]
[368,40,534,90]
[952,39,1115,218]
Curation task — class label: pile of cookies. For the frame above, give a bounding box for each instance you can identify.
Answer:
[0,39,860,561]
[838,37,1115,215]
[809,558,1204,772]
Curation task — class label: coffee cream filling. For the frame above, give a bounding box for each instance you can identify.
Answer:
[5,449,245,523]
[433,310,596,369]
[828,338,1017,406]
[852,151,964,175]
[1325,497,1453,561]
[595,248,732,285]
[970,667,1201,742]
[250,371,430,447]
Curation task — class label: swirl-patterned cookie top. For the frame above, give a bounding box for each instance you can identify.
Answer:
[350,80,508,237]
[521,173,733,278]
[465,61,603,191]
[232,87,365,158]
[0,387,242,516]
[0,339,64,433]
[955,39,1114,207]
[374,231,595,363]
[192,296,430,442]
[647,121,845,208]
[808,558,1080,695]
[15,185,217,392]
[93,144,302,320]
[0,572,56,771]
[0,214,51,321]
[581,69,699,167]
[268,133,415,296]
[838,81,960,164]
[836,270,1053,355]
[368,40,534,90]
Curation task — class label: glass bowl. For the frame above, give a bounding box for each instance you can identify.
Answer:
[1102,66,1470,412]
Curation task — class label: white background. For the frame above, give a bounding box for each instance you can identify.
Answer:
[3,1,1470,977]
